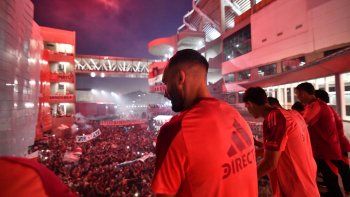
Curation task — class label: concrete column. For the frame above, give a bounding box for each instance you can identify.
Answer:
[335,73,345,117]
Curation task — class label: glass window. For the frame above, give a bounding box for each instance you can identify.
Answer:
[237,70,251,81]
[341,72,350,120]
[224,73,235,83]
[238,92,244,103]
[282,56,305,72]
[258,64,277,77]
[223,25,252,61]
[287,88,291,103]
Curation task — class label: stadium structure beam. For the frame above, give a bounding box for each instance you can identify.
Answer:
[191,0,221,33]
[224,0,242,15]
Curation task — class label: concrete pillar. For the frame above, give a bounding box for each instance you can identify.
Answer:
[335,73,344,117]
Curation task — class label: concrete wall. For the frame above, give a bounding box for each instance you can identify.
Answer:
[0,0,42,156]
[222,0,350,74]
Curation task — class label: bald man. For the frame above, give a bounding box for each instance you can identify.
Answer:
[151,49,258,197]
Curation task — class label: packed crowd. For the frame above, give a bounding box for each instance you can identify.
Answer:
[34,124,157,196]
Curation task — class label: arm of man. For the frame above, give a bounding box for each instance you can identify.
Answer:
[259,110,287,178]
[258,150,281,178]
[152,123,188,196]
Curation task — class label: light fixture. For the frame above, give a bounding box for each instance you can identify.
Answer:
[90,72,96,77]
[101,72,105,78]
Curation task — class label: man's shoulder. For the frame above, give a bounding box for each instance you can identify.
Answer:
[265,108,287,126]
[184,98,235,119]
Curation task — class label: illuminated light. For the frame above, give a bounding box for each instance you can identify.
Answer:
[105,106,108,109]
[14,103,17,108]
[127,146,130,149]
[5,83,15,86]
[137,151,140,155]
[24,102,34,108]
[227,55,231,59]
[235,44,240,47]
[132,101,135,103]
[138,95,141,97]
[39,59,48,65]
[14,80,18,85]
[300,61,306,66]
[90,72,96,77]
[29,80,36,85]
[101,72,105,78]
[91,89,97,94]
[101,90,106,95]
[114,106,118,108]
[134,193,139,197]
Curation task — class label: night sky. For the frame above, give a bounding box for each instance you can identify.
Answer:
[32,0,191,94]
[32,0,191,58]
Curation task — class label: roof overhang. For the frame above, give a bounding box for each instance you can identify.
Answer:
[239,48,350,88]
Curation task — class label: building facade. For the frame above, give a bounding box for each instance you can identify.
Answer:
[148,0,350,122]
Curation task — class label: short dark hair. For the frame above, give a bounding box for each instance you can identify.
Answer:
[291,101,305,112]
[315,89,330,103]
[267,97,281,106]
[243,87,267,106]
[167,49,209,72]
[295,82,315,95]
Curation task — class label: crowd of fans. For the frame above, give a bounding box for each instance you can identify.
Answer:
[33,123,157,196]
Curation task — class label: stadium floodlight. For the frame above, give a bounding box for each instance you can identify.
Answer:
[24,102,34,108]
[29,80,36,85]
[101,72,105,78]
[90,72,96,77]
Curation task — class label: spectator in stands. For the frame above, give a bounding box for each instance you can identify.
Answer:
[243,87,319,196]
[315,89,350,195]
[267,97,282,108]
[153,49,258,196]
[295,82,347,196]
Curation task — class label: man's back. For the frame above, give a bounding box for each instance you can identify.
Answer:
[303,99,342,160]
[152,98,258,196]
[263,108,318,196]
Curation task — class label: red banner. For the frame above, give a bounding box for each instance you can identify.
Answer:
[100,119,146,126]
[50,72,74,82]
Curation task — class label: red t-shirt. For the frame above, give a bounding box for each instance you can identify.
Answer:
[263,108,319,197]
[152,98,258,196]
[330,107,350,153]
[0,157,76,197]
[303,99,342,160]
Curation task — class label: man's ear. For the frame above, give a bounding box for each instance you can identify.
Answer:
[178,69,186,85]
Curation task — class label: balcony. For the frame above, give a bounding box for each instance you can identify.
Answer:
[149,84,166,94]
[41,94,75,103]
[44,49,74,62]
[50,72,75,83]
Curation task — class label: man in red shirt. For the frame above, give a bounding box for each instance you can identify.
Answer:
[314,89,350,194]
[152,49,258,196]
[295,82,344,196]
[243,87,319,196]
